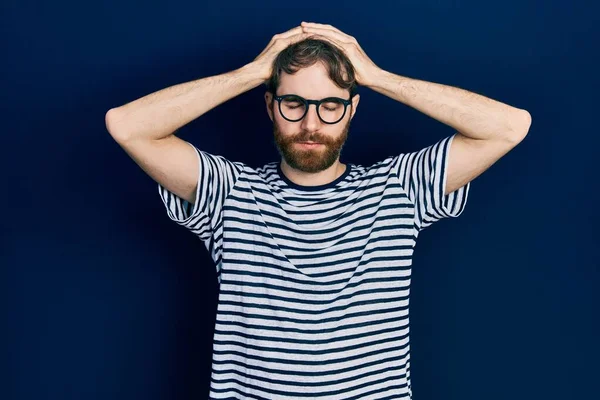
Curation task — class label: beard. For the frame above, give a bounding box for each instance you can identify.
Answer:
[273,116,351,173]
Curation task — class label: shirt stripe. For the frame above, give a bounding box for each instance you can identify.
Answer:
[158,133,470,399]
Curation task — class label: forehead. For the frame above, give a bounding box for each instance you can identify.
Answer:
[278,62,348,99]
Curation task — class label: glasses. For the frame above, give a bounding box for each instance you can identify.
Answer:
[273,94,354,125]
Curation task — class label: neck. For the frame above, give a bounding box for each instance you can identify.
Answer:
[279,160,347,187]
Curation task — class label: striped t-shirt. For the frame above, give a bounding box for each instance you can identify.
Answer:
[158,133,470,400]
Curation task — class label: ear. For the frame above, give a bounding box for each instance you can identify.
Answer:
[265,92,274,122]
[350,94,360,120]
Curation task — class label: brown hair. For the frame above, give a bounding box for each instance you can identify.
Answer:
[265,38,358,98]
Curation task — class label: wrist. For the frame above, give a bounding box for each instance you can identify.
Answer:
[363,67,388,89]
[238,62,269,87]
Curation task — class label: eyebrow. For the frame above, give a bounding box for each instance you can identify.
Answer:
[280,94,348,100]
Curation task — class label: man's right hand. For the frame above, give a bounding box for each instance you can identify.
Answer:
[251,26,316,82]
[105,25,318,206]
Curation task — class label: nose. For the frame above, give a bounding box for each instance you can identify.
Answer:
[300,103,321,132]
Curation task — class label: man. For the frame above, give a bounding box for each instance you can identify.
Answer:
[106,22,531,400]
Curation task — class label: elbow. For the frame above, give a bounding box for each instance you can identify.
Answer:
[105,107,128,142]
[507,109,532,144]
[518,109,532,132]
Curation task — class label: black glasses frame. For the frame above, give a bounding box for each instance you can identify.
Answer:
[273,94,354,125]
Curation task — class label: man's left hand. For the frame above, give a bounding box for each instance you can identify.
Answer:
[301,22,382,87]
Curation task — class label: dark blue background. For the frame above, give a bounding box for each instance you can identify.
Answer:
[3,1,598,399]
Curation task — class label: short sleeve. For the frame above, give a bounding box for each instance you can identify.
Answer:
[157,142,244,242]
[395,133,470,232]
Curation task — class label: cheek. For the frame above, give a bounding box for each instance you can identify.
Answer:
[274,115,296,133]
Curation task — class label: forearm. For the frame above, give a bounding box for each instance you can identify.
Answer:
[366,69,531,140]
[106,62,264,142]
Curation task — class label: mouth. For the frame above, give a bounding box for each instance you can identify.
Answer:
[296,142,323,148]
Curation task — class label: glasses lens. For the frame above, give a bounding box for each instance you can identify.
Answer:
[318,99,346,123]
[280,95,306,121]
[279,96,347,123]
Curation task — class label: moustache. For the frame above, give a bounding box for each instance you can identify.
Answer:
[292,132,328,143]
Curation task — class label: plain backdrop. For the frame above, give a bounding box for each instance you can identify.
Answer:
[3,1,598,399]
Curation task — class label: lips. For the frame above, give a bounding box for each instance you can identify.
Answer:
[296,142,323,149]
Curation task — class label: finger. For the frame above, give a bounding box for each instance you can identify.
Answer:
[302,26,355,44]
[290,31,318,42]
[276,31,317,48]
[275,26,304,40]
[301,21,336,30]
[303,33,346,53]
[301,22,346,36]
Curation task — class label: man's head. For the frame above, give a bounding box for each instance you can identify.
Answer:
[264,38,360,173]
